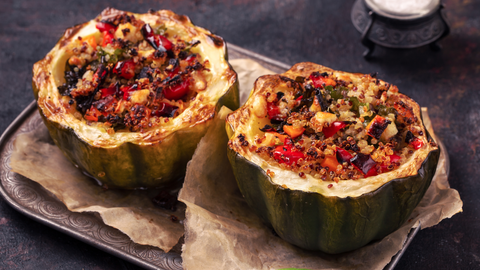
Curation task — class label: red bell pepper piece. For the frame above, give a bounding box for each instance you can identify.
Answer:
[323,121,347,138]
[273,143,305,166]
[405,131,424,150]
[154,34,173,51]
[410,138,424,150]
[122,85,137,100]
[113,59,136,80]
[365,166,378,177]
[167,66,179,77]
[152,102,179,117]
[96,22,116,32]
[96,22,117,47]
[389,154,401,163]
[84,106,106,122]
[351,153,377,176]
[100,85,116,98]
[163,79,190,100]
[336,148,353,164]
[267,102,282,120]
[310,73,336,88]
[101,32,115,47]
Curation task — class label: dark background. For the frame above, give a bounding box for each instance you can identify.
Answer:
[1,0,479,269]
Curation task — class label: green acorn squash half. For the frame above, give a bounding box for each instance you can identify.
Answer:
[226,62,439,254]
[32,8,238,189]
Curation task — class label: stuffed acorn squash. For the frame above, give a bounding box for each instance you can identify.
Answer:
[32,8,238,189]
[226,62,439,254]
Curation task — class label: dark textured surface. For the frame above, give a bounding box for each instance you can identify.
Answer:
[0,0,479,269]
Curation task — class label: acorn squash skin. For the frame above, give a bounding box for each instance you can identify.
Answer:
[37,108,211,189]
[227,134,439,254]
[32,9,239,189]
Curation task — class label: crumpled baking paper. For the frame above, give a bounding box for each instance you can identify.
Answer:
[10,125,185,252]
[178,58,463,270]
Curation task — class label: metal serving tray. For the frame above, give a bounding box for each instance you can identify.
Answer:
[0,44,434,270]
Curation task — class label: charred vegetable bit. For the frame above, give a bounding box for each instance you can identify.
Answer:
[141,23,173,51]
[113,59,136,79]
[405,131,424,149]
[75,64,109,114]
[366,115,391,139]
[315,89,329,111]
[394,101,417,125]
[57,12,210,133]
[152,102,178,117]
[260,124,275,132]
[236,69,425,182]
[57,64,87,96]
[405,130,415,143]
[351,153,377,175]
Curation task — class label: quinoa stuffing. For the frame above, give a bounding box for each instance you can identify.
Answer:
[229,68,436,182]
[57,13,210,133]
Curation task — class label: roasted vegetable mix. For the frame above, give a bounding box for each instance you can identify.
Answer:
[227,62,439,253]
[32,8,238,189]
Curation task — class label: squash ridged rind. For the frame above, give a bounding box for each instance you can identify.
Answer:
[226,62,440,253]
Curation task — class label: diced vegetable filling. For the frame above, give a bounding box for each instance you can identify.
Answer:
[58,13,210,133]
[239,72,433,181]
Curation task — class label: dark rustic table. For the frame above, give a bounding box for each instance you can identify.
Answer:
[1,0,478,269]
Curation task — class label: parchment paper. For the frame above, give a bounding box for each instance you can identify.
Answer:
[10,125,185,252]
[178,59,463,270]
